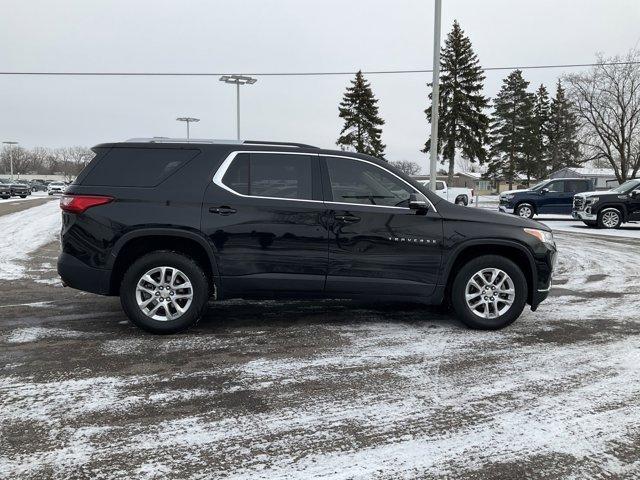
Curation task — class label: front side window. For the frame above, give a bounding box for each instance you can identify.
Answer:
[546,181,565,193]
[325,157,415,207]
[221,153,313,200]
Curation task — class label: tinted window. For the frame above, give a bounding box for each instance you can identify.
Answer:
[325,157,415,207]
[436,181,445,191]
[565,180,588,193]
[222,153,313,200]
[83,147,198,187]
[546,180,565,193]
[221,153,249,195]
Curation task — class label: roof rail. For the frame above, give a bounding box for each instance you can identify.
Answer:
[124,138,318,148]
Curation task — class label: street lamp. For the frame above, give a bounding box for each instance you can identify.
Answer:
[176,117,200,140]
[219,74,257,140]
[2,141,18,180]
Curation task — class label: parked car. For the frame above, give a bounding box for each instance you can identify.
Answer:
[572,178,640,228]
[418,180,474,206]
[0,179,11,199]
[29,180,48,192]
[47,182,67,195]
[8,181,30,198]
[499,178,593,218]
[58,139,556,334]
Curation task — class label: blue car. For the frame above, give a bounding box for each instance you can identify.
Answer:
[499,178,593,218]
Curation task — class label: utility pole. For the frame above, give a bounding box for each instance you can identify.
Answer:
[219,75,257,140]
[428,0,442,192]
[176,117,200,140]
[2,141,18,180]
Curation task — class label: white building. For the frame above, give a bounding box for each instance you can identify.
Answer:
[549,167,619,190]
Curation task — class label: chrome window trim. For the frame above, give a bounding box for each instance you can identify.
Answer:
[321,154,437,212]
[212,150,324,204]
[212,150,437,212]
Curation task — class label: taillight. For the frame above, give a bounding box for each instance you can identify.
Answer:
[60,195,113,214]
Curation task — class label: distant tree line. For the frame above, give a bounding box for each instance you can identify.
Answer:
[0,146,93,180]
[336,21,640,185]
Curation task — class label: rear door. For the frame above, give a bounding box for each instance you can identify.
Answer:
[202,151,328,295]
[321,155,443,299]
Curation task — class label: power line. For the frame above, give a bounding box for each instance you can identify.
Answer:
[0,61,638,77]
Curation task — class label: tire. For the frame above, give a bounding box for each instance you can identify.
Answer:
[597,208,622,229]
[451,255,528,330]
[120,250,210,334]
[582,220,597,227]
[455,196,468,206]
[515,203,534,219]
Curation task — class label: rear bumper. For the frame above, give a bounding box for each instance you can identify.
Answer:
[57,252,112,295]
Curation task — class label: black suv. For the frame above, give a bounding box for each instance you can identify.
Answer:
[58,139,556,333]
[572,178,640,228]
[499,178,592,218]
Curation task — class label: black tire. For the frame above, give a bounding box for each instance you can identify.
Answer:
[515,203,535,219]
[597,208,622,229]
[582,220,597,228]
[451,255,528,330]
[120,250,210,334]
[20,195,26,198]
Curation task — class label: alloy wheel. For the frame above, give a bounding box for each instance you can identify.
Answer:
[135,266,193,321]
[465,268,515,319]
[601,211,620,228]
[517,206,532,218]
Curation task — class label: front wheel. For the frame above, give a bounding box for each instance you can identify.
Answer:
[597,209,622,229]
[455,196,468,206]
[120,251,210,334]
[515,203,534,219]
[451,255,527,330]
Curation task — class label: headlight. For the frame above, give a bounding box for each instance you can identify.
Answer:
[524,228,554,245]
[586,197,599,204]
[505,194,515,200]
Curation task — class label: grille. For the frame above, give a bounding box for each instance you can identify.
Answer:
[573,197,585,210]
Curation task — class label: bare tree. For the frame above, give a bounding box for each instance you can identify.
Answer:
[565,50,640,182]
[390,160,421,176]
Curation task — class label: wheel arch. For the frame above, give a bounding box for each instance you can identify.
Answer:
[595,203,628,222]
[442,239,536,305]
[108,229,220,296]
[514,200,536,215]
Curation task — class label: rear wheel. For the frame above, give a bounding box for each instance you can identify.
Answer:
[451,255,527,330]
[120,251,210,334]
[597,208,622,229]
[455,196,468,206]
[515,203,534,219]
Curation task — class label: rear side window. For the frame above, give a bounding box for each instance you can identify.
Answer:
[82,147,198,187]
[565,180,589,193]
[221,153,313,200]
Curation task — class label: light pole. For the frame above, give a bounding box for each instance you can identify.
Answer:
[219,75,257,140]
[2,141,18,180]
[428,0,442,192]
[176,117,200,140]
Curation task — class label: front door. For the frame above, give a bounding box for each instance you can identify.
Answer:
[202,151,328,295]
[321,155,443,299]
[538,180,569,214]
[629,188,640,220]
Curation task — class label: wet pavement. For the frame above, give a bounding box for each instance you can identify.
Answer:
[1,224,639,478]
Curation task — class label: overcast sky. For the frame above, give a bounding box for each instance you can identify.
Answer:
[1,0,639,170]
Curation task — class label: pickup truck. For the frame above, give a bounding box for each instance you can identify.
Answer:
[572,178,640,228]
[418,180,474,206]
[499,178,592,218]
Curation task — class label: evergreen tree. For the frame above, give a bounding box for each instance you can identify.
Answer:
[337,70,386,158]
[526,84,551,180]
[424,20,490,183]
[487,70,535,189]
[547,80,580,171]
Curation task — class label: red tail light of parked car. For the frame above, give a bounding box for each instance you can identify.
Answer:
[60,195,113,214]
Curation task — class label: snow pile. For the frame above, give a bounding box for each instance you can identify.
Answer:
[5,327,89,344]
[0,200,61,280]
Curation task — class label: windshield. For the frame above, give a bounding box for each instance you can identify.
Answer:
[610,179,640,193]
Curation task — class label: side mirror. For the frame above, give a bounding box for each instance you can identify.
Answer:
[632,190,640,199]
[409,192,429,213]
[541,188,549,195]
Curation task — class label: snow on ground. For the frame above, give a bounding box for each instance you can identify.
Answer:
[0,200,61,280]
[0,191,51,203]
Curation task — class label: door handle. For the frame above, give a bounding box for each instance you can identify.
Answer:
[209,206,237,216]
[334,214,360,223]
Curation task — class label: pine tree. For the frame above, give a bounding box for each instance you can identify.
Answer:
[487,70,535,189]
[424,20,490,183]
[337,70,386,158]
[526,84,551,180]
[547,80,580,171]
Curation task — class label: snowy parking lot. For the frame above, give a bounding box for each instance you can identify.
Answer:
[1,199,639,478]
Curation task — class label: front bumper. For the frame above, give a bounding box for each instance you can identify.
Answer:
[499,205,515,214]
[572,209,596,221]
